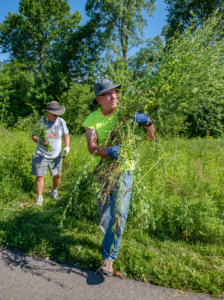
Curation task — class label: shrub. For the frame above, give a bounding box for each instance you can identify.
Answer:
[13,104,41,131]
[0,61,35,126]
[60,83,95,134]
[120,13,224,137]
[0,129,35,201]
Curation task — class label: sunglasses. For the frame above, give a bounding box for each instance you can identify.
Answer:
[51,114,58,118]
[99,91,118,97]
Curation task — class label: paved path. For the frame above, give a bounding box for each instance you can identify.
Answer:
[0,248,217,300]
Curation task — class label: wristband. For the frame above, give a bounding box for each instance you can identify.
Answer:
[145,120,153,127]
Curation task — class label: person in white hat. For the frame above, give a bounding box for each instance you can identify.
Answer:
[32,101,70,206]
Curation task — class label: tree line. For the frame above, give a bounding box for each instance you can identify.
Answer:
[0,0,223,136]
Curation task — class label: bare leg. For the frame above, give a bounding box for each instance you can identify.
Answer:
[35,176,45,195]
[53,174,61,190]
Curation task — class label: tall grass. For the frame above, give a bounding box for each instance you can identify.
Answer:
[0,129,223,297]
[131,138,224,242]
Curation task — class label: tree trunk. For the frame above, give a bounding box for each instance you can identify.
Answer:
[38,43,44,73]
[123,48,127,63]
[38,52,43,72]
[123,31,129,63]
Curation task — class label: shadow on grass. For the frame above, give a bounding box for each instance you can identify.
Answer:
[0,195,104,286]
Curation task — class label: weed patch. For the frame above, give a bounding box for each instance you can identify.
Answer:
[0,130,223,297]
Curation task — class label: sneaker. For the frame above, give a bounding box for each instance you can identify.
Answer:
[35,196,43,206]
[99,259,113,277]
[49,190,60,200]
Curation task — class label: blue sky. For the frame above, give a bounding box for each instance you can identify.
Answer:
[0,0,168,62]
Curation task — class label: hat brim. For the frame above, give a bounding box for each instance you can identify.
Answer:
[42,105,65,115]
[93,84,122,105]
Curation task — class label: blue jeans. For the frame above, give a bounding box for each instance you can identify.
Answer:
[97,170,133,261]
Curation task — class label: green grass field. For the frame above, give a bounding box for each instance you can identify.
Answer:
[0,128,223,298]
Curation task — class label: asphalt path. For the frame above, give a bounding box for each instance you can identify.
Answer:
[0,248,218,300]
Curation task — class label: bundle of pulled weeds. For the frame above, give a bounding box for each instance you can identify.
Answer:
[93,116,146,201]
[63,100,152,220]
[93,128,121,201]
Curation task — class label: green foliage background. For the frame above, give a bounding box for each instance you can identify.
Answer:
[113,14,224,138]
[162,0,223,42]
[1,12,224,138]
[0,2,224,297]
[60,83,95,134]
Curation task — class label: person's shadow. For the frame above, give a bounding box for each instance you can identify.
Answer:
[0,191,105,288]
[86,269,105,285]
[1,247,105,287]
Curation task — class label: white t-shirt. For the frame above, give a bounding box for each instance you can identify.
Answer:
[34,117,69,159]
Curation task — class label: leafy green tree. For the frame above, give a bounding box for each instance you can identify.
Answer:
[26,66,69,110]
[162,0,223,41]
[85,0,156,62]
[60,83,94,134]
[120,13,224,137]
[65,19,105,81]
[0,63,13,124]
[0,60,34,126]
[0,0,81,72]
[96,56,134,91]
[0,0,104,121]
[127,35,165,78]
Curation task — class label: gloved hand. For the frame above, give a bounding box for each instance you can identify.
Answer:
[132,112,149,125]
[38,138,49,146]
[107,144,121,159]
[63,146,70,157]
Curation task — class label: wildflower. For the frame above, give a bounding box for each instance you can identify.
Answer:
[136,91,142,95]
